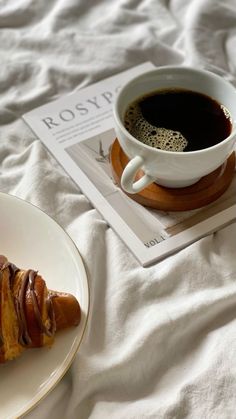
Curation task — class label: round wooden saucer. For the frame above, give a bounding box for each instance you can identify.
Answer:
[110,139,235,211]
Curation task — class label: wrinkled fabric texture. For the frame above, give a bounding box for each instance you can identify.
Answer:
[0,0,236,418]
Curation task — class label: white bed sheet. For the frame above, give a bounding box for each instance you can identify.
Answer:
[0,0,236,418]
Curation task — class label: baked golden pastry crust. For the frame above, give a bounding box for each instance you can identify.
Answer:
[0,256,81,363]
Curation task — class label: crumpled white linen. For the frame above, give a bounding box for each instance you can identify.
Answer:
[0,1,236,418]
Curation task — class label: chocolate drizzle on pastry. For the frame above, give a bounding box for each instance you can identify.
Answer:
[0,254,81,363]
[1,263,56,347]
[28,270,56,338]
[16,269,33,346]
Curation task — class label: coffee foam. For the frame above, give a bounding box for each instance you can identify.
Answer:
[221,104,232,122]
[124,103,188,152]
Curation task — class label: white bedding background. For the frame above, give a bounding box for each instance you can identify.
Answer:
[1,1,236,418]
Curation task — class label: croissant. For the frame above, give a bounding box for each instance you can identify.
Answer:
[0,255,81,364]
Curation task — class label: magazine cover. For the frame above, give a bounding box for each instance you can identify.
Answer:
[23,62,236,266]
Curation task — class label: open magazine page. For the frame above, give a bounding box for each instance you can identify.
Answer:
[22,62,236,266]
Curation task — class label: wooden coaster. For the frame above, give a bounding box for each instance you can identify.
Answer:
[110,139,235,211]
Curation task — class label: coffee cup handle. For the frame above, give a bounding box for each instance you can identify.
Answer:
[121,156,155,194]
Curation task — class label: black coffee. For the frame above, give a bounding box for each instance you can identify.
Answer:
[124,89,232,152]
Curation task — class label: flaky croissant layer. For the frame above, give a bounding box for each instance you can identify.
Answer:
[0,255,81,364]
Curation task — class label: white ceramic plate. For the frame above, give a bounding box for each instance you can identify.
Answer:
[0,193,89,419]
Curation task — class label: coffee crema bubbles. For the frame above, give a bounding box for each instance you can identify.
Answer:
[124,104,188,152]
[124,89,232,152]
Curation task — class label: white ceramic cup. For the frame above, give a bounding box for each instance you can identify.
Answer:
[113,66,236,193]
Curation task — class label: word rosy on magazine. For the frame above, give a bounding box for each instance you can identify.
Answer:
[23,62,236,266]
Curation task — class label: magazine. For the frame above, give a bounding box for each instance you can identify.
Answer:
[23,62,236,266]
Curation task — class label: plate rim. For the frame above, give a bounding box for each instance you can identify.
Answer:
[0,192,90,419]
